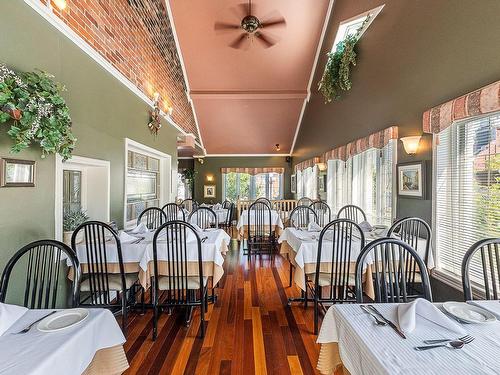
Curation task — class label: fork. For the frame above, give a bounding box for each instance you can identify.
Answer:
[423,335,475,345]
[360,305,387,326]
[12,311,57,334]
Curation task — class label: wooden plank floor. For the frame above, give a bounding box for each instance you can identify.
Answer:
[122,239,320,375]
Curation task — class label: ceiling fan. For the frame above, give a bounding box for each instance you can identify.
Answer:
[214,1,286,49]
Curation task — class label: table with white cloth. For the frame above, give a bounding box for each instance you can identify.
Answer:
[236,209,284,240]
[0,308,128,375]
[71,229,231,290]
[278,227,434,299]
[188,209,228,225]
[316,301,500,375]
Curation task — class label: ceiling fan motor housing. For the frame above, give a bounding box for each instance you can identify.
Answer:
[241,15,260,33]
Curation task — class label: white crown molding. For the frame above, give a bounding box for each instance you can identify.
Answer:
[164,0,205,153]
[189,90,308,100]
[205,153,291,157]
[290,0,335,155]
[24,0,192,140]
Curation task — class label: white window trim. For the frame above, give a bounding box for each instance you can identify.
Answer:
[54,155,111,241]
[124,138,172,228]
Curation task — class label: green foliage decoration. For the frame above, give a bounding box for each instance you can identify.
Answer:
[63,209,89,232]
[0,63,76,160]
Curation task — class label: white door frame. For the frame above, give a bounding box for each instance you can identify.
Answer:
[54,155,111,241]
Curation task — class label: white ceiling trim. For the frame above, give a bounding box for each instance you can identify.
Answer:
[290,0,335,155]
[205,153,291,157]
[165,0,205,154]
[23,0,197,144]
[190,90,308,100]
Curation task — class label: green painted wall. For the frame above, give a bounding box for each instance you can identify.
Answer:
[193,156,293,203]
[0,1,180,303]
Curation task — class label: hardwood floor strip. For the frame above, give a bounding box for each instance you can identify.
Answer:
[252,307,268,375]
[287,355,304,375]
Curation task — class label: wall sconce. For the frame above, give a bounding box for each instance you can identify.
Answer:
[52,0,67,10]
[197,157,204,164]
[314,157,327,171]
[275,144,281,151]
[401,136,422,155]
[206,174,214,182]
[148,92,162,136]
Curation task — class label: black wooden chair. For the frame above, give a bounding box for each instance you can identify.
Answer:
[337,205,367,224]
[151,221,208,340]
[309,219,365,334]
[310,201,332,227]
[289,205,318,229]
[222,200,232,209]
[297,197,313,207]
[388,217,432,267]
[0,240,80,309]
[72,221,139,335]
[181,198,198,213]
[137,207,167,230]
[189,207,218,229]
[219,202,234,235]
[462,238,500,301]
[162,202,185,222]
[247,201,276,256]
[255,197,272,208]
[355,238,432,303]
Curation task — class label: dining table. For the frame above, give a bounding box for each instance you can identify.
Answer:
[70,228,231,290]
[316,300,500,375]
[236,209,284,240]
[278,226,435,299]
[0,307,128,375]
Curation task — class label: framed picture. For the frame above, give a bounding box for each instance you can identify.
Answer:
[291,174,297,194]
[0,158,36,187]
[318,174,327,192]
[204,184,216,198]
[397,161,426,199]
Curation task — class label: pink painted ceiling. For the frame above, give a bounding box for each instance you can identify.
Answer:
[168,0,331,154]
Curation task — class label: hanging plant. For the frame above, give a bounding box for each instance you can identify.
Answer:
[0,63,76,160]
[318,16,371,103]
[182,168,196,192]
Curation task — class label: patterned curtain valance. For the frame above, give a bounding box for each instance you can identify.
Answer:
[322,126,398,162]
[294,158,315,172]
[220,167,284,175]
[423,80,500,134]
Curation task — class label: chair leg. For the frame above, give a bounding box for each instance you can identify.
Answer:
[152,281,158,341]
[200,289,206,338]
[121,289,128,337]
[314,297,319,335]
[141,287,145,315]
[289,263,293,287]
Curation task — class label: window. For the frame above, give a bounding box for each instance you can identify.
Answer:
[223,172,283,201]
[434,113,500,281]
[63,170,82,215]
[297,166,318,199]
[331,5,384,51]
[327,140,395,225]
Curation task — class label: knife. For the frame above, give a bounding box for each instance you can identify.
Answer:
[367,305,406,339]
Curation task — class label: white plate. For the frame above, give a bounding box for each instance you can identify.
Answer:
[37,308,89,332]
[443,302,497,324]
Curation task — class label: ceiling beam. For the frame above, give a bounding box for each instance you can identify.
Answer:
[189,90,308,100]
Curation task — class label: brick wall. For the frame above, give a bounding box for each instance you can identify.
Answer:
[41,0,198,141]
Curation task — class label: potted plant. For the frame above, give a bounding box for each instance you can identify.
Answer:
[182,168,196,197]
[63,209,89,245]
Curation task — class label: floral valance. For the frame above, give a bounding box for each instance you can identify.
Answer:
[221,167,284,175]
[322,125,398,162]
[294,159,315,172]
[423,80,500,134]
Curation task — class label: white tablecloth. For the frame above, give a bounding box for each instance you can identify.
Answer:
[236,209,284,230]
[188,209,228,225]
[317,302,500,375]
[0,308,126,375]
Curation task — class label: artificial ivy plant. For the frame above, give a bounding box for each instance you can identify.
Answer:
[318,16,370,103]
[0,63,76,160]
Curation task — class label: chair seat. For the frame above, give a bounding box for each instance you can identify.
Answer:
[80,272,139,292]
[307,272,356,287]
[158,276,208,290]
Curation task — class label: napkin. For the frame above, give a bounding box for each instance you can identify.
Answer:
[130,222,148,234]
[214,203,222,210]
[358,221,373,232]
[119,231,138,244]
[0,303,28,336]
[397,298,466,334]
[307,221,322,232]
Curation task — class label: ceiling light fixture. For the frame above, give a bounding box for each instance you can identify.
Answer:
[53,0,67,10]
[401,136,422,155]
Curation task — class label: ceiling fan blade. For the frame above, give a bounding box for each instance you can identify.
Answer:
[229,33,248,49]
[255,32,276,48]
[214,22,241,31]
[260,16,286,29]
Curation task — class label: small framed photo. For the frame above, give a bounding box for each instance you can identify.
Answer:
[1,158,36,187]
[291,174,297,194]
[397,161,426,199]
[204,184,216,198]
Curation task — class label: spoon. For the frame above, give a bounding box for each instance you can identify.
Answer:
[414,340,465,351]
[360,305,387,326]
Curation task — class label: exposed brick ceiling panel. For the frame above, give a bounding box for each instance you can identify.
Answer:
[42,0,199,142]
